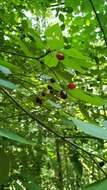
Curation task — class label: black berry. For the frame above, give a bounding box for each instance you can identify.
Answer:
[50,78,55,83]
[99,161,104,167]
[36,97,42,105]
[50,89,54,94]
[42,91,46,97]
[60,90,67,99]
[48,85,53,90]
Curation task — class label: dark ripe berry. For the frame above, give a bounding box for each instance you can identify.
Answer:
[68,83,76,89]
[41,91,46,97]
[90,84,93,87]
[60,90,67,99]
[36,97,42,105]
[50,89,54,94]
[99,161,104,167]
[47,85,54,94]
[50,78,55,83]
[56,52,64,60]
[48,85,53,90]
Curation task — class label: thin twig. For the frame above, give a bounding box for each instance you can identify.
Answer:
[1,88,107,175]
[89,0,107,46]
[1,88,62,137]
[0,49,55,61]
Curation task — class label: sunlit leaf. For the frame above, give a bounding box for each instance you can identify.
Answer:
[69,88,107,106]
[14,36,33,57]
[63,57,86,73]
[62,48,91,61]
[45,24,64,49]
[44,52,58,67]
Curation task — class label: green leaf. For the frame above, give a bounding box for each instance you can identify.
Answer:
[0,79,16,89]
[82,177,107,190]
[28,28,45,49]
[61,117,74,128]
[63,57,86,73]
[0,65,11,75]
[62,48,94,73]
[65,0,80,9]
[69,88,107,106]
[44,52,58,67]
[0,128,33,145]
[62,48,91,61]
[72,118,107,140]
[0,59,19,73]
[14,36,33,57]
[45,24,64,49]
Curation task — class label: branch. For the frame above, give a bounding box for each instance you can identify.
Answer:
[78,151,106,177]
[0,49,55,62]
[1,88,60,137]
[89,0,107,46]
[63,135,99,139]
[1,88,107,176]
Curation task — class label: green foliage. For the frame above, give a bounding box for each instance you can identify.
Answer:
[72,118,107,140]
[0,59,19,73]
[44,52,58,67]
[1,0,107,189]
[0,79,16,89]
[0,151,10,184]
[0,128,33,145]
[0,65,11,75]
[13,182,24,190]
[21,173,41,190]
[83,177,107,190]
[69,88,107,106]
[45,24,64,49]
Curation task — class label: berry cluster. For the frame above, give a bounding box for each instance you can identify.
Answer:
[36,78,55,105]
[36,52,76,104]
[60,83,76,99]
[36,81,76,105]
